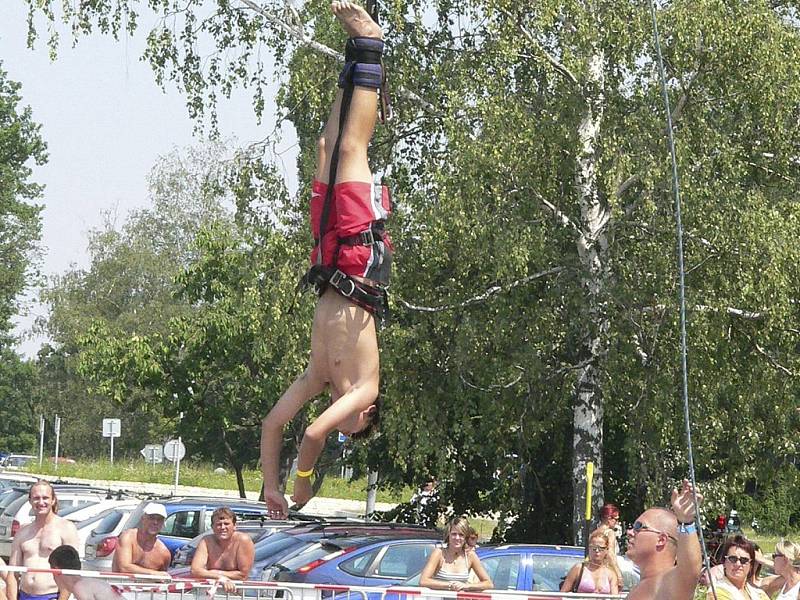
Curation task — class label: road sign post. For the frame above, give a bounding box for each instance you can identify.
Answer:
[163,438,186,494]
[53,415,61,471]
[102,418,121,464]
[38,415,45,467]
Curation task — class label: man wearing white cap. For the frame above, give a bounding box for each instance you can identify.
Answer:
[112,503,171,576]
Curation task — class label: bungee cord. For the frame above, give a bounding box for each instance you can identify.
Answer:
[646,1,717,597]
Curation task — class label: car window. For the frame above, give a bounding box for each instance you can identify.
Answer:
[531,554,581,592]
[340,548,380,576]
[0,491,25,513]
[278,542,338,569]
[481,554,521,590]
[374,543,436,579]
[5,496,29,516]
[162,510,201,538]
[94,510,125,535]
[254,533,305,561]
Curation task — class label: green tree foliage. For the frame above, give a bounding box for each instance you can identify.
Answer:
[0,346,37,452]
[0,62,45,335]
[38,144,235,457]
[25,0,800,537]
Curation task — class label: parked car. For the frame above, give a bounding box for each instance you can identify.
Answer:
[251,521,440,583]
[0,473,39,489]
[60,497,140,524]
[73,504,140,560]
[0,454,36,470]
[270,534,441,586]
[0,484,115,559]
[394,544,640,594]
[82,505,140,570]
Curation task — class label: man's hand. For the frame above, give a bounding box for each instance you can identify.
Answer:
[263,489,289,519]
[291,476,313,508]
[671,478,702,524]
[218,575,236,594]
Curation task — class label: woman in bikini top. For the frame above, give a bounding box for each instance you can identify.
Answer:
[420,517,493,593]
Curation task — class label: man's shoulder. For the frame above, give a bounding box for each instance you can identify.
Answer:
[51,514,78,531]
[233,531,254,545]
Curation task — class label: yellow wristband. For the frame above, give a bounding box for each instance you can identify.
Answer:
[296,468,313,478]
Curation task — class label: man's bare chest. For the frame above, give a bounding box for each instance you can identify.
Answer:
[21,526,65,560]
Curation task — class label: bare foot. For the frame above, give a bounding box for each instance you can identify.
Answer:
[331,0,382,39]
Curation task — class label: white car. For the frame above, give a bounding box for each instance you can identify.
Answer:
[60,498,140,524]
[82,505,140,570]
[0,485,112,559]
[73,502,139,559]
[0,455,36,470]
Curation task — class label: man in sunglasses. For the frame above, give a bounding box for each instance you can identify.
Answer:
[626,479,703,600]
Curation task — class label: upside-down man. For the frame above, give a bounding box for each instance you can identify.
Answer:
[261,0,392,517]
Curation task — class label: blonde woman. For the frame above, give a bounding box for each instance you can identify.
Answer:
[560,530,619,594]
[593,502,623,589]
[760,539,800,599]
[420,517,493,592]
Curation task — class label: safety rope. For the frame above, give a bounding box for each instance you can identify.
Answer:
[646,1,717,598]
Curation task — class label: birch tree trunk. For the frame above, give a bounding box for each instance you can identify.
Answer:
[572,38,610,544]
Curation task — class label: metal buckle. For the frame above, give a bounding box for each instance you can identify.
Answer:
[359,229,376,245]
[329,270,356,297]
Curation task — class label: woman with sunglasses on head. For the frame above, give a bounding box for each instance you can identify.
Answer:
[759,539,800,599]
[706,535,768,600]
[560,530,620,594]
[420,517,493,593]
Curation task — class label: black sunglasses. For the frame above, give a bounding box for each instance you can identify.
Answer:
[725,555,751,566]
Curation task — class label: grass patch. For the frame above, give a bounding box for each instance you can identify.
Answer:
[24,460,412,503]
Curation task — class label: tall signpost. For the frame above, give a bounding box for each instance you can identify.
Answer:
[53,415,61,472]
[102,419,121,464]
[38,415,45,467]
[163,439,186,494]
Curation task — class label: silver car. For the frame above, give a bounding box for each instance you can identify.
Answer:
[83,505,138,570]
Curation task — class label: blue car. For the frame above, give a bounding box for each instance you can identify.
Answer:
[399,544,640,593]
[122,497,273,556]
[323,543,639,600]
[270,533,443,586]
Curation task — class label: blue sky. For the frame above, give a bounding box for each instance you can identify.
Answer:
[1,2,297,357]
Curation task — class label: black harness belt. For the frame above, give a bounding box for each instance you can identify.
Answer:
[301,265,389,319]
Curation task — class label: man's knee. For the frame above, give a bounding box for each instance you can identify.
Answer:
[337,135,368,164]
[317,135,328,166]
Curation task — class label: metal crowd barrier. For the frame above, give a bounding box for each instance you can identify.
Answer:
[0,566,626,600]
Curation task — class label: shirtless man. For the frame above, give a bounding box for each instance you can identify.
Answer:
[7,481,79,600]
[626,479,703,600]
[48,545,123,600]
[261,0,391,517]
[190,507,254,593]
[112,503,171,577]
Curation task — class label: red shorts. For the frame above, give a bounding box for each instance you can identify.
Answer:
[310,179,393,285]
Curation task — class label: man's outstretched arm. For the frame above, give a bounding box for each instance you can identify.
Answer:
[665,480,703,599]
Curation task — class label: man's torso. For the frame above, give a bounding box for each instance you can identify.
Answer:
[205,534,244,571]
[17,520,68,596]
[123,530,170,570]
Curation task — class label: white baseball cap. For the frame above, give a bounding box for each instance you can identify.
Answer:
[143,502,167,518]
